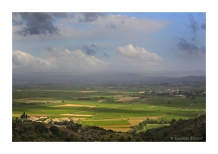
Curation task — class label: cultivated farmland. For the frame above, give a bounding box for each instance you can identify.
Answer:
[12,83,206,132]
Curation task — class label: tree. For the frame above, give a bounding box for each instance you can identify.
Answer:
[20,112,28,119]
[50,126,59,135]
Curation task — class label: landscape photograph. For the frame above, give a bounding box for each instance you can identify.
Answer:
[12,12,206,142]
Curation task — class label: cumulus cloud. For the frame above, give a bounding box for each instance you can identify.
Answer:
[46,47,106,70]
[78,12,105,22]
[12,50,51,72]
[60,14,170,40]
[48,12,69,18]
[79,43,110,57]
[103,52,110,57]
[117,44,163,66]
[188,14,199,40]
[80,44,98,55]
[198,13,206,30]
[13,13,170,41]
[91,44,97,48]
[109,23,116,29]
[176,37,206,56]
[13,48,107,73]
[92,14,170,34]
[13,12,70,36]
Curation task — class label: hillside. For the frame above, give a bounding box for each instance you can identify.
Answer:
[136,114,206,141]
[12,115,206,142]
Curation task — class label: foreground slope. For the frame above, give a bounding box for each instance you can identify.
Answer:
[136,114,206,141]
[12,115,206,142]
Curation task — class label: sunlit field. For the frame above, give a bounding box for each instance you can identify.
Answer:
[12,84,206,132]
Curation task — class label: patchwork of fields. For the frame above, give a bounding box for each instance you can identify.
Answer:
[12,85,206,132]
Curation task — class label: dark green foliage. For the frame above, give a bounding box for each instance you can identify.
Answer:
[50,126,59,135]
[12,119,136,141]
[66,123,82,132]
[12,120,48,141]
[12,115,206,142]
[13,101,206,142]
[20,112,28,119]
[137,115,206,142]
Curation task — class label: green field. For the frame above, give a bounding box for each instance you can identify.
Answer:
[12,84,206,132]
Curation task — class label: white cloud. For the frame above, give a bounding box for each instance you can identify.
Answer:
[56,13,170,40]
[12,49,108,73]
[45,48,107,71]
[92,14,170,33]
[12,50,50,72]
[12,13,170,43]
[117,44,163,66]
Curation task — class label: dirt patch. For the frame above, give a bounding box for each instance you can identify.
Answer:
[84,118,126,122]
[197,114,202,117]
[52,117,86,122]
[101,125,131,132]
[13,114,23,117]
[100,116,160,132]
[59,114,94,117]
[114,97,139,102]
[128,116,159,126]
[98,100,105,102]
[53,104,96,107]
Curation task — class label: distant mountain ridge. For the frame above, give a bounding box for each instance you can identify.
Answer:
[13,71,206,85]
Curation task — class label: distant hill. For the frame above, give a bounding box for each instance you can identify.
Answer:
[12,71,206,85]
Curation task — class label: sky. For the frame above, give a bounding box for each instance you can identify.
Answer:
[12,12,206,75]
